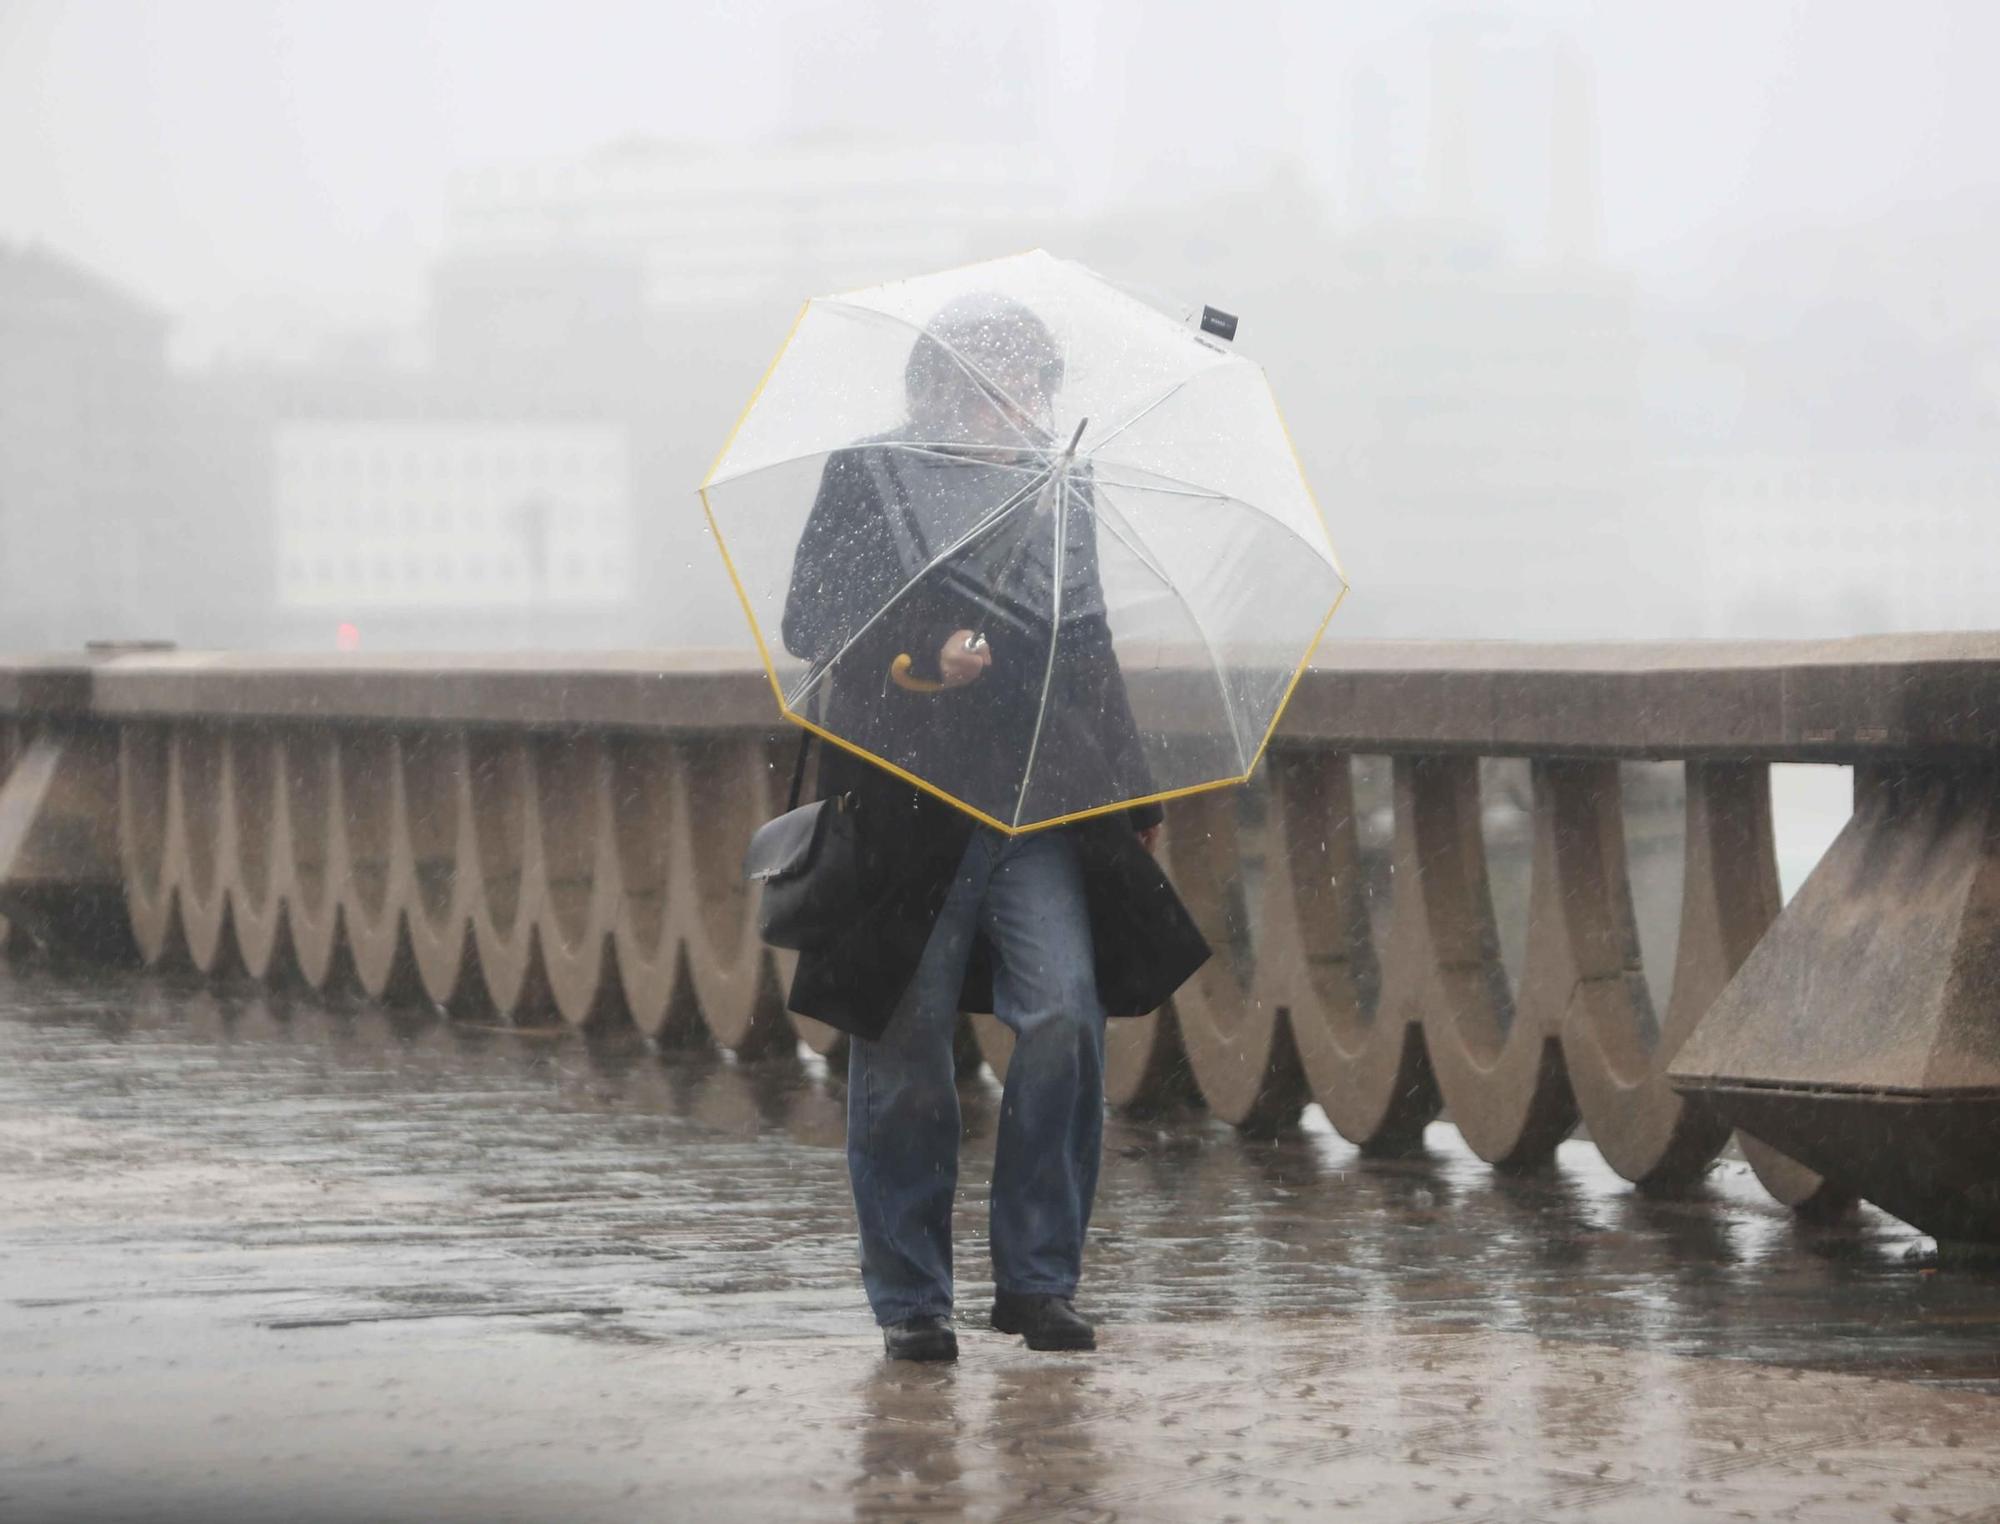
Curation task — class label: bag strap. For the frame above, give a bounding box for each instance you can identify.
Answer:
[786,729,814,813]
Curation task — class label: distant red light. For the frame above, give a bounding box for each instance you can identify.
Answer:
[336,623,361,651]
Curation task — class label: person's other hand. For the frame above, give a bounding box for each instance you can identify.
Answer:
[1136,823,1162,855]
[939,630,991,688]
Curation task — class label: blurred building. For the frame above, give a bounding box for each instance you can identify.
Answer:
[1672,305,2000,637]
[1080,25,1646,643]
[127,244,676,653]
[1319,28,1649,640]
[1690,452,1999,636]
[1315,225,1644,639]
[0,244,174,648]
[444,134,1062,311]
[439,133,1065,646]
[272,419,633,642]
[430,249,650,410]
[1659,203,2000,638]
[1077,24,1653,642]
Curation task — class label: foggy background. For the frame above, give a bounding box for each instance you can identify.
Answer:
[3,0,1996,654]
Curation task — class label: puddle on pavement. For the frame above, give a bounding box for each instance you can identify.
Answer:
[4,962,1997,1395]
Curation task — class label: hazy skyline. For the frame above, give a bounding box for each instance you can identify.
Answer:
[5,0,1998,362]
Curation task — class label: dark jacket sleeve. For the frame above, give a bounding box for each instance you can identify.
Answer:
[781,447,958,683]
[782,451,870,663]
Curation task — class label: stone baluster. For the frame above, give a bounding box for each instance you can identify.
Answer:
[1409,756,1580,1168]
[331,728,424,1004]
[397,728,484,1011]
[672,736,795,1058]
[275,729,343,990]
[605,734,706,1048]
[173,725,241,978]
[223,731,286,984]
[1560,762,1754,1188]
[529,732,627,1029]
[1153,781,1311,1134]
[1264,749,1436,1152]
[118,723,185,968]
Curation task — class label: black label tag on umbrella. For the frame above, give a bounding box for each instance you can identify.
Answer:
[1200,306,1238,341]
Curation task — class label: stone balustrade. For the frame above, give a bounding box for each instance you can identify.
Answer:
[4,638,1998,1245]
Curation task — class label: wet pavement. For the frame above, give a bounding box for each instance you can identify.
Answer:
[4,965,2000,1522]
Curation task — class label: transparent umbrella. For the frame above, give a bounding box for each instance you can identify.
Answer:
[699,249,1348,834]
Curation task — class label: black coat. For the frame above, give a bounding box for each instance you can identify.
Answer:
[777,441,1210,1040]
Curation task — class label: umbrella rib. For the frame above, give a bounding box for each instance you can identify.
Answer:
[1074,330,1243,461]
[886,442,1047,471]
[1086,474,1231,501]
[784,466,1054,710]
[1012,468,1069,828]
[1090,482,1253,775]
[1082,379,1187,457]
[705,439,1045,492]
[1087,464,1345,572]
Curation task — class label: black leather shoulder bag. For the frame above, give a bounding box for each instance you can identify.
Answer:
[742,731,863,952]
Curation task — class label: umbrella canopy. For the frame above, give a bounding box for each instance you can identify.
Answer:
[699,249,1348,834]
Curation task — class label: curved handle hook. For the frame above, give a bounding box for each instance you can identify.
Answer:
[889,653,947,694]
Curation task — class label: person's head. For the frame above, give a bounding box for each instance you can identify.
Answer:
[904,291,1064,445]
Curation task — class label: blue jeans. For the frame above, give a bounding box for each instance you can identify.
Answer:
[846,827,1107,1325]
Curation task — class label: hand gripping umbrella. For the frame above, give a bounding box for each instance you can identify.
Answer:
[699,249,1348,834]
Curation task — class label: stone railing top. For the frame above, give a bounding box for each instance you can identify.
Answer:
[3,634,1998,761]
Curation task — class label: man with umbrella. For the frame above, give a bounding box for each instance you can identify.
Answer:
[778,291,1209,1361]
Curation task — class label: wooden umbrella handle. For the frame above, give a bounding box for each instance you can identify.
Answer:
[889,653,947,694]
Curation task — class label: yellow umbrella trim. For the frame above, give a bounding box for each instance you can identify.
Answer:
[697,274,1352,836]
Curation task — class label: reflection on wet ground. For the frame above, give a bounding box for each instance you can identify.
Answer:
[4,966,1999,1522]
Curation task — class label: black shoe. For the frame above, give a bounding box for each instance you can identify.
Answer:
[882,1314,958,1362]
[990,1291,1096,1351]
